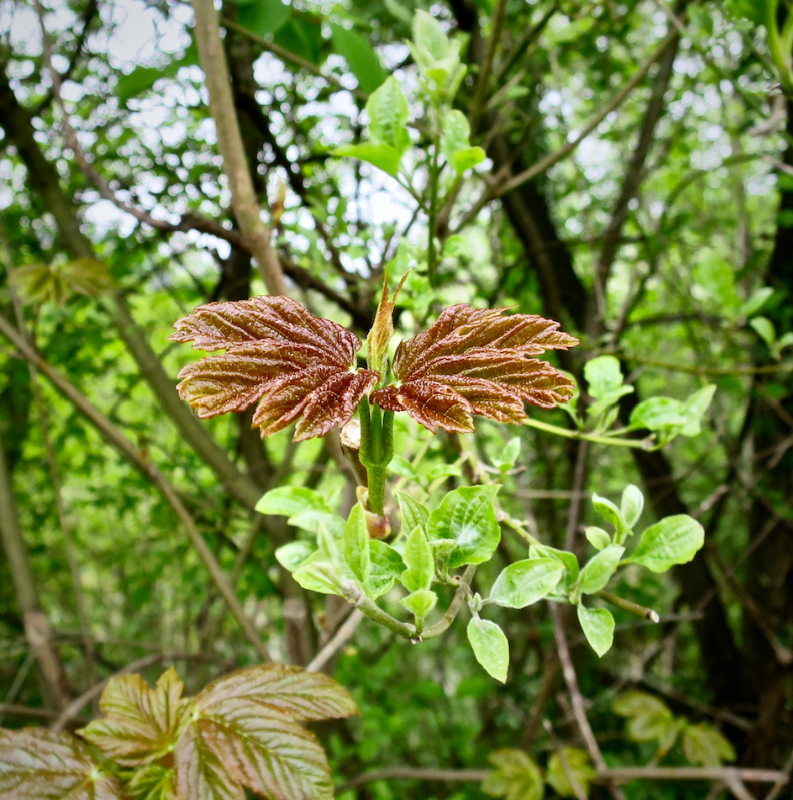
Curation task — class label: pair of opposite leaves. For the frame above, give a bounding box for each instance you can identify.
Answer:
[170,290,578,441]
[0,665,357,800]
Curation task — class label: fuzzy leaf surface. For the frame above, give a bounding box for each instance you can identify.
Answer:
[0,729,128,800]
[171,297,378,441]
[371,305,577,433]
[79,668,190,766]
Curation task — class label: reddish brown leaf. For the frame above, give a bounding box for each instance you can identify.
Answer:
[170,297,378,441]
[0,729,128,800]
[371,305,577,433]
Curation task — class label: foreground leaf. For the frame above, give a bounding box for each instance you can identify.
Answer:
[170,297,378,441]
[371,305,577,433]
[0,729,128,800]
[176,666,358,800]
[80,668,190,766]
[488,559,564,608]
[577,604,615,657]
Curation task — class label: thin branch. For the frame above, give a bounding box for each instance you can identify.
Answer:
[191,0,287,295]
[469,0,509,134]
[596,591,660,623]
[550,603,627,800]
[305,609,364,673]
[543,719,588,800]
[454,26,682,233]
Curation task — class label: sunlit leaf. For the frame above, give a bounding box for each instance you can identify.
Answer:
[467,618,509,683]
[170,297,378,441]
[371,305,577,434]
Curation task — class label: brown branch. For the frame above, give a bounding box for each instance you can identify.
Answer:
[191,0,287,295]
[305,609,364,673]
[469,0,509,134]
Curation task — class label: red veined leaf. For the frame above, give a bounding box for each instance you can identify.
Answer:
[0,729,128,800]
[371,305,578,434]
[170,297,378,441]
[174,665,358,800]
[79,668,191,767]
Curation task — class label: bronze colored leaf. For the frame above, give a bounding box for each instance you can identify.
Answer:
[0,729,128,800]
[170,297,378,441]
[174,665,358,800]
[371,305,578,433]
[79,667,191,767]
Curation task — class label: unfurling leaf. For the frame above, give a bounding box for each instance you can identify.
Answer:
[0,728,128,799]
[546,747,597,798]
[620,485,644,529]
[467,617,509,683]
[427,485,500,568]
[366,271,408,380]
[371,305,577,433]
[79,668,190,766]
[396,491,429,534]
[585,526,611,551]
[482,748,543,800]
[401,526,435,592]
[343,504,371,587]
[368,540,406,598]
[10,258,114,307]
[170,296,378,441]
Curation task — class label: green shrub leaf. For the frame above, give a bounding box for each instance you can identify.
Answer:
[467,618,509,683]
[577,604,615,657]
[488,558,564,608]
[630,515,704,573]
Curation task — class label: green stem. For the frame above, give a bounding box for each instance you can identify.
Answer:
[358,400,394,517]
[524,417,652,449]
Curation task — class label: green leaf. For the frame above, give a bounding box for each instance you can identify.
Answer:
[591,493,628,537]
[237,0,290,37]
[528,544,579,592]
[366,76,411,156]
[0,729,128,799]
[740,286,774,317]
[79,668,190,766]
[440,110,485,173]
[629,397,685,432]
[630,515,705,573]
[488,559,564,609]
[620,485,644,529]
[342,504,370,587]
[682,723,736,767]
[428,485,501,569]
[292,560,348,595]
[274,541,315,572]
[584,355,627,400]
[368,540,405,599]
[397,490,430,534]
[546,747,597,799]
[578,544,624,594]
[332,142,403,177]
[679,385,716,437]
[256,487,329,518]
[613,691,680,754]
[127,764,175,800]
[467,617,509,683]
[750,316,776,348]
[492,437,521,476]
[585,526,611,551]
[577,604,615,657]
[482,748,543,800]
[273,15,323,65]
[401,525,435,592]
[400,588,438,622]
[330,23,387,94]
[724,0,770,25]
[411,9,450,62]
